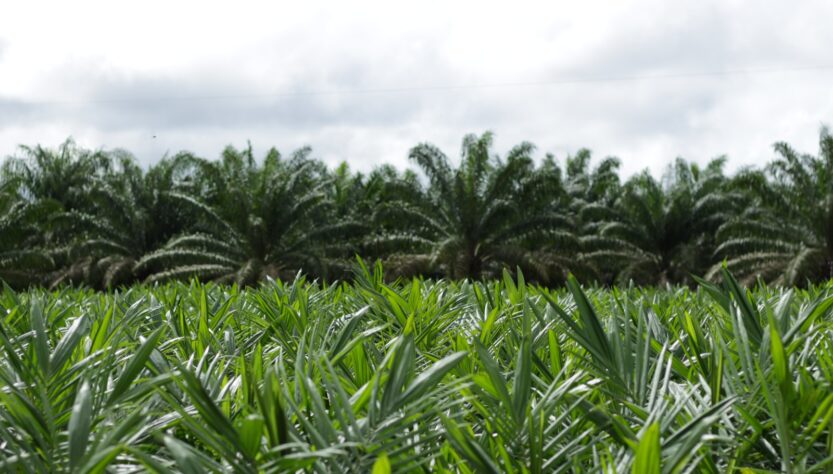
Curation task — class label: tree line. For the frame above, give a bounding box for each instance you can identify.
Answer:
[1,129,831,289]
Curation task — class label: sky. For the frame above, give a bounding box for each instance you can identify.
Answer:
[1,0,832,177]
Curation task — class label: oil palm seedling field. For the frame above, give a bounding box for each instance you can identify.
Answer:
[1,262,832,473]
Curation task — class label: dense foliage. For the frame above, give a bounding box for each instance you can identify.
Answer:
[0,264,832,472]
[2,128,833,289]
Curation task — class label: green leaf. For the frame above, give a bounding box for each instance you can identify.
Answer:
[381,334,415,415]
[442,416,502,474]
[163,435,213,474]
[398,351,465,406]
[236,414,265,460]
[721,266,763,346]
[372,452,391,474]
[474,340,512,408]
[565,275,612,364]
[511,337,531,423]
[769,324,789,393]
[30,298,50,377]
[632,422,661,474]
[69,379,93,470]
[50,315,88,374]
[108,326,164,404]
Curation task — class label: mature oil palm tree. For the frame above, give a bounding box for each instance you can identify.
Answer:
[565,149,622,208]
[136,144,361,285]
[585,157,734,285]
[50,151,203,288]
[1,139,114,287]
[376,132,575,283]
[711,128,833,285]
[328,162,423,224]
[1,139,111,211]
[324,162,425,278]
[0,179,60,288]
[559,149,624,282]
[2,138,119,283]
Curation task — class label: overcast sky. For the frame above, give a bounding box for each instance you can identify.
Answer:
[1,0,832,177]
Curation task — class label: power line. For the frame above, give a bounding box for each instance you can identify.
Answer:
[17,64,833,106]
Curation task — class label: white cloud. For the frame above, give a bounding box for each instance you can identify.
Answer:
[1,0,832,177]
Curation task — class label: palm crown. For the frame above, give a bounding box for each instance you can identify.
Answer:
[376,132,574,282]
[136,144,361,285]
[585,157,733,285]
[0,180,59,288]
[51,152,204,288]
[712,128,833,285]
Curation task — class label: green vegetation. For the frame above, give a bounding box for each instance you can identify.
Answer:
[2,128,833,289]
[2,129,832,471]
[1,263,832,472]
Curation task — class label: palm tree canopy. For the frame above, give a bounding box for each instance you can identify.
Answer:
[3,127,833,288]
[585,157,733,285]
[136,144,362,285]
[712,128,833,285]
[0,178,60,288]
[377,132,574,282]
[50,151,207,288]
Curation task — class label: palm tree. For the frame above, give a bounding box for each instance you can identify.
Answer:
[1,139,111,211]
[710,127,833,285]
[50,151,204,288]
[2,138,118,283]
[0,139,117,287]
[376,132,575,283]
[324,162,426,278]
[565,149,622,207]
[0,178,60,288]
[560,149,624,283]
[329,162,424,224]
[584,157,734,285]
[136,144,361,285]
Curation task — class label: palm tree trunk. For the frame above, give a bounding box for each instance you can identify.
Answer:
[471,257,482,280]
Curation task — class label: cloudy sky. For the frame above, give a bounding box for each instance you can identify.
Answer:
[1,0,832,177]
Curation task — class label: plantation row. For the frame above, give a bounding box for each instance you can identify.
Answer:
[1,128,832,290]
[0,264,831,472]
